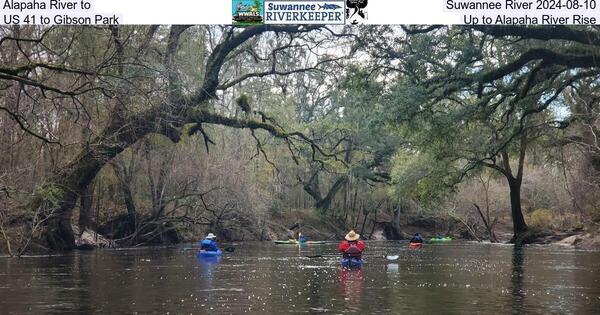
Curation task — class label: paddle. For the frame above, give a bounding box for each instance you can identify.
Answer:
[306,254,323,258]
[184,245,235,253]
[386,255,400,260]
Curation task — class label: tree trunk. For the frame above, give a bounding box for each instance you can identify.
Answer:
[508,177,528,238]
[305,139,354,212]
[493,136,528,243]
[303,171,322,202]
[146,146,170,219]
[116,169,137,232]
[46,192,78,251]
[314,175,348,211]
[112,145,140,227]
[393,207,401,236]
[360,209,370,236]
[121,180,137,220]
[473,203,497,242]
[42,112,171,251]
[78,181,95,233]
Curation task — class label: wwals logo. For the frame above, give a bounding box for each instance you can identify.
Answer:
[232,0,264,25]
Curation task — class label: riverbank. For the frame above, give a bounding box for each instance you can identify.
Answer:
[2,208,599,256]
[551,224,600,249]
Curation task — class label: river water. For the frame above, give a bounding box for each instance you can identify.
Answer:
[1,241,599,314]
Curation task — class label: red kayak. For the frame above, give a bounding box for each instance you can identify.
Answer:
[409,242,423,249]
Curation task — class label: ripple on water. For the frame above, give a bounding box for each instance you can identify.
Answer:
[197,288,244,292]
[257,257,290,261]
[299,265,336,269]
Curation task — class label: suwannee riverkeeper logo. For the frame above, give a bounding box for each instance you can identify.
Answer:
[232,0,368,25]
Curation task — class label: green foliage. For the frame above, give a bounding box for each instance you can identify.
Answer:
[35,184,65,202]
[235,97,254,120]
[33,184,65,211]
[379,29,572,215]
[389,151,453,206]
[529,208,554,228]
[269,195,284,217]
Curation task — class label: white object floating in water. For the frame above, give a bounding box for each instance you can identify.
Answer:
[386,255,399,260]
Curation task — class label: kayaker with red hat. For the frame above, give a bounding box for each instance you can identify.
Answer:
[338,230,366,267]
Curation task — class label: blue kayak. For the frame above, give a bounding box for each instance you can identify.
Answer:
[198,249,222,257]
[341,258,363,268]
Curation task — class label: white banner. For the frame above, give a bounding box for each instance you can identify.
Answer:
[0,0,598,25]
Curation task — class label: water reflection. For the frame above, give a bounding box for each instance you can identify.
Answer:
[197,255,221,277]
[1,242,598,314]
[338,268,364,312]
[510,246,525,315]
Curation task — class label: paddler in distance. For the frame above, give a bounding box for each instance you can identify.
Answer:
[410,233,424,243]
[200,233,220,252]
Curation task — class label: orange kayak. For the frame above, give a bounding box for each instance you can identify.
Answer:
[409,242,423,249]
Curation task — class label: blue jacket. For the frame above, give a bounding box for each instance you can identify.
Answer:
[410,235,423,243]
[200,239,219,251]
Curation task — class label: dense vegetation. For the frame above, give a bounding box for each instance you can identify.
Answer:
[1,25,599,256]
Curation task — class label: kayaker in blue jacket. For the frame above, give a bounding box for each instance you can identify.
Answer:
[200,233,219,252]
[410,233,424,243]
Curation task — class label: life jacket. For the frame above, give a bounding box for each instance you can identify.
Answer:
[343,241,362,258]
[411,235,423,243]
[200,239,218,251]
